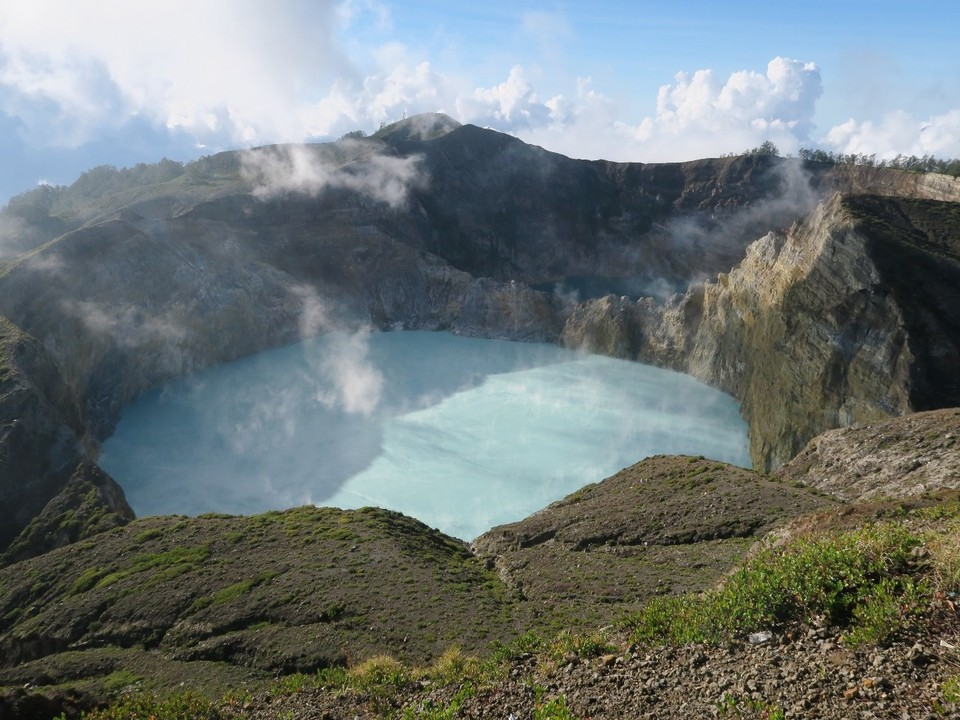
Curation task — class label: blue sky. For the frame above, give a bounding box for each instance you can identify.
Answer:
[1,0,958,205]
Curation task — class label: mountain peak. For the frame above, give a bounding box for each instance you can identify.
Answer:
[373,112,462,144]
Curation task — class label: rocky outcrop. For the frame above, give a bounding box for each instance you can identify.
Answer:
[0,314,132,561]
[777,407,960,501]
[818,163,960,203]
[1,462,133,565]
[0,124,858,454]
[563,193,960,470]
[0,317,92,550]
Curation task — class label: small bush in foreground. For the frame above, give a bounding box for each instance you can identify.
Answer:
[543,629,615,664]
[77,692,223,720]
[624,522,925,645]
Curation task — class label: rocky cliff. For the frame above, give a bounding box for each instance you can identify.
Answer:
[563,192,960,470]
[0,116,807,556]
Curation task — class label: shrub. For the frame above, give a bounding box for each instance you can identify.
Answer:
[624,522,925,645]
[80,692,222,720]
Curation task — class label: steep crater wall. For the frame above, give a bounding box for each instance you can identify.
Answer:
[563,192,960,470]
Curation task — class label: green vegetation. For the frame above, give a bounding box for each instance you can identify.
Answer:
[70,566,109,595]
[101,670,141,694]
[943,674,960,704]
[93,546,209,590]
[74,692,224,720]
[134,528,164,544]
[541,629,615,665]
[798,147,960,176]
[716,692,785,720]
[11,494,960,720]
[724,143,960,175]
[534,691,577,720]
[624,522,925,646]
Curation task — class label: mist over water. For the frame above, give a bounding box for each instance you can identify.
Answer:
[100,331,750,539]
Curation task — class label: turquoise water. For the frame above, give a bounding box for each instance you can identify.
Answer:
[99,331,750,539]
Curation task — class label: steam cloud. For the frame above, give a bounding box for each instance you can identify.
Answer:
[665,156,821,249]
[290,283,385,417]
[826,109,960,159]
[313,328,384,416]
[65,300,186,348]
[241,143,424,208]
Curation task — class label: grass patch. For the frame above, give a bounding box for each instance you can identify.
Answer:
[211,579,257,606]
[716,692,785,720]
[71,692,224,720]
[943,674,960,703]
[93,546,209,590]
[534,692,577,720]
[101,670,141,694]
[844,576,928,647]
[542,629,615,664]
[70,567,109,595]
[134,528,164,544]
[623,522,924,645]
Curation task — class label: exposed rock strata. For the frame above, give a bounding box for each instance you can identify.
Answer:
[0,121,811,556]
[777,407,960,500]
[0,317,114,551]
[1,462,133,565]
[563,193,960,470]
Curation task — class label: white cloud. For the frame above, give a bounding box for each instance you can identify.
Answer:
[0,0,349,147]
[0,0,955,171]
[825,109,960,159]
[455,65,551,130]
[525,57,823,161]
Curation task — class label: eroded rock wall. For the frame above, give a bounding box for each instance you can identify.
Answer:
[563,192,960,470]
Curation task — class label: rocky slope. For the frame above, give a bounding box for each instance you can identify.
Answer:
[217,620,960,720]
[0,507,515,683]
[0,116,827,556]
[471,456,835,631]
[0,456,831,708]
[0,317,131,555]
[777,407,960,501]
[0,117,959,720]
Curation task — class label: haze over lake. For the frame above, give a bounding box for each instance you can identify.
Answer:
[100,331,750,539]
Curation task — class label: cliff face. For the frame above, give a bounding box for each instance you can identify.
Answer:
[0,315,134,556]
[562,192,960,470]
